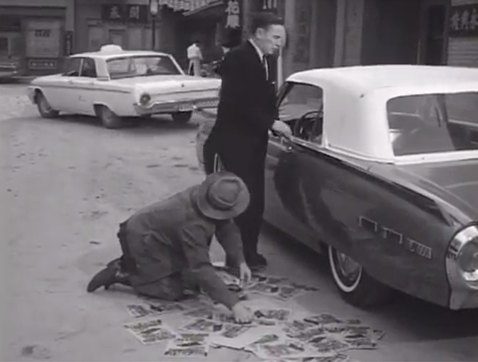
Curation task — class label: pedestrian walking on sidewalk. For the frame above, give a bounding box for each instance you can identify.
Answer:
[187,39,203,76]
[87,172,253,323]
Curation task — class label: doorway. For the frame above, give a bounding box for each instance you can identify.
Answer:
[419,0,448,65]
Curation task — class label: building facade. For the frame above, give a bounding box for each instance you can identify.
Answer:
[2,0,478,76]
[0,0,75,75]
[447,0,478,67]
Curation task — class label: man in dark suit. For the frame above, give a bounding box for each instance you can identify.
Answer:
[204,12,290,269]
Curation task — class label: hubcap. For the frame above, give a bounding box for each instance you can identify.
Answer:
[336,250,361,281]
[329,246,362,292]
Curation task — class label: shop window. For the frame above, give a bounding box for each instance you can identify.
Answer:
[63,58,81,77]
[80,58,97,78]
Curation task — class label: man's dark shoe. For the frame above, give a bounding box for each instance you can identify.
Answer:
[245,252,267,270]
[87,265,131,293]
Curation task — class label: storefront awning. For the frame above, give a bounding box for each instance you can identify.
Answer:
[157,0,220,13]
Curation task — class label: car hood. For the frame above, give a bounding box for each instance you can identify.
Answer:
[372,159,478,222]
[110,75,221,94]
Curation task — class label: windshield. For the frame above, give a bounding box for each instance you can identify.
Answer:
[387,92,478,156]
[107,55,181,79]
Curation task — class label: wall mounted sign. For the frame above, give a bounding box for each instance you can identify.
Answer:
[28,58,58,70]
[101,5,148,23]
[449,4,478,37]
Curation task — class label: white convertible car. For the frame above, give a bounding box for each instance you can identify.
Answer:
[28,45,221,128]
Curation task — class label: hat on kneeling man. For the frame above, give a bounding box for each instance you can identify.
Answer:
[196,172,250,220]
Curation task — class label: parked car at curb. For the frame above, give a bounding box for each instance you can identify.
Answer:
[0,57,20,79]
[197,65,478,310]
[28,45,221,128]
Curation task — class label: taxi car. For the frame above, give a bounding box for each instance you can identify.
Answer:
[197,65,478,310]
[28,45,220,128]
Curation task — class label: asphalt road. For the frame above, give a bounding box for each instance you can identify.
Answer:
[1,84,478,362]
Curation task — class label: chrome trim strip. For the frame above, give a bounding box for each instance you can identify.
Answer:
[134,97,219,115]
[38,84,131,94]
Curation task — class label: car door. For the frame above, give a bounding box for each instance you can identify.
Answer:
[264,82,325,250]
[272,81,379,254]
[70,57,97,115]
[43,57,82,113]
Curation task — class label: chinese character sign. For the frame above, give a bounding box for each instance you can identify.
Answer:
[101,5,147,22]
[225,0,240,29]
[449,4,478,37]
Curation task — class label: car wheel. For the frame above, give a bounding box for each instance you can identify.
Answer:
[172,111,192,124]
[98,106,122,129]
[36,93,59,118]
[328,245,392,308]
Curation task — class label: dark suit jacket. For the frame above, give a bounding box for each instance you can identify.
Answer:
[212,41,277,142]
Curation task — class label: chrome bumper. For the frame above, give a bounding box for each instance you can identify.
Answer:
[134,98,219,115]
[446,225,478,309]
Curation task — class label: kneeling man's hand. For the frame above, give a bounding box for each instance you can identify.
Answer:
[239,262,251,287]
[232,301,253,324]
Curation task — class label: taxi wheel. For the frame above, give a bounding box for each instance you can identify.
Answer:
[172,111,192,124]
[36,93,59,118]
[328,245,392,309]
[98,106,122,129]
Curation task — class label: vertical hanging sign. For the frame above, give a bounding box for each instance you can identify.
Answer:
[225,0,241,29]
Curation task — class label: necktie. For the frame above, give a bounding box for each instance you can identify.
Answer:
[262,55,269,81]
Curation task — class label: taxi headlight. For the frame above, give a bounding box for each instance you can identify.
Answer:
[139,93,151,106]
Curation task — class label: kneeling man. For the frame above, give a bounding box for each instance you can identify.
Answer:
[87,172,253,323]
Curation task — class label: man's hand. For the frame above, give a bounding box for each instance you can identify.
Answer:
[271,120,292,137]
[232,301,253,324]
[239,262,251,287]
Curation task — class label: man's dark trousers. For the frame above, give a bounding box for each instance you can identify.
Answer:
[205,132,267,259]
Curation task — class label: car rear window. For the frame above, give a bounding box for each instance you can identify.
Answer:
[107,55,181,79]
[387,92,478,156]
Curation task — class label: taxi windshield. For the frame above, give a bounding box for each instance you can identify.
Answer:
[107,55,181,79]
[387,92,478,156]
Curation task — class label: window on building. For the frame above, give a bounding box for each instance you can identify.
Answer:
[62,57,82,76]
[80,58,97,78]
[278,82,324,144]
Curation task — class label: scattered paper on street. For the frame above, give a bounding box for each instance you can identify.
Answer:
[119,268,383,361]
[182,318,223,333]
[254,308,291,322]
[164,333,210,358]
[126,302,186,318]
[124,318,176,345]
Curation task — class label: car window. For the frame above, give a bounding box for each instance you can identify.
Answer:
[80,58,97,78]
[106,55,181,79]
[63,57,81,77]
[278,82,324,144]
[387,92,478,156]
